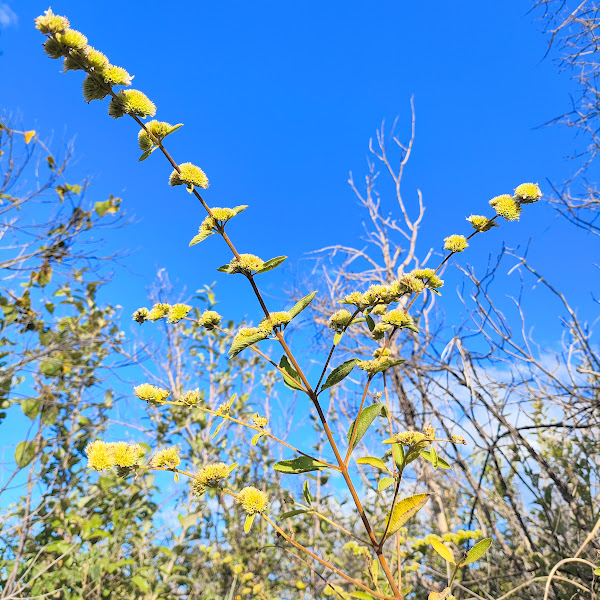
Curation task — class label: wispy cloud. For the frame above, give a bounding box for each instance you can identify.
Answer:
[0,3,17,29]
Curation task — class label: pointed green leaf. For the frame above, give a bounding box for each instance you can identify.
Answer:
[333,331,343,346]
[251,432,265,446]
[347,403,385,452]
[383,493,429,539]
[211,421,224,439]
[15,441,36,469]
[229,330,269,358]
[392,443,405,469]
[279,355,305,391]
[280,509,310,519]
[244,513,256,533]
[365,314,375,331]
[189,229,214,246]
[21,398,41,420]
[356,456,390,473]
[216,263,230,272]
[420,449,451,469]
[139,146,157,161]
[256,256,287,274]
[321,358,360,392]
[231,204,248,216]
[274,456,330,474]
[350,593,375,599]
[288,291,317,319]
[431,539,454,564]
[461,538,492,566]
[378,477,395,491]
[303,480,313,505]
[164,123,184,137]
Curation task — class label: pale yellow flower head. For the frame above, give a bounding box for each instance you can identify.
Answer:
[252,413,268,428]
[82,75,111,102]
[444,234,468,253]
[182,389,201,405]
[489,194,521,221]
[258,311,291,334]
[382,309,413,328]
[84,47,109,69]
[514,182,542,204]
[35,9,70,34]
[134,383,170,403]
[138,121,174,150]
[411,268,444,289]
[392,431,427,445]
[111,442,146,468]
[237,486,269,514]
[85,440,115,471]
[467,214,498,232]
[397,274,425,294]
[150,447,181,469]
[169,163,209,189]
[226,254,264,275]
[192,462,236,495]
[147,303,171,321]
[57,29,88,50]
[372,322,391,340]
[452,433,466,445]
[340,291,367,310]
[101,64,132,86]
[329,308,353,330]
[199,310,222,330]
[132,307,150,324]
[167,303,192,323]
[109,89,156,119]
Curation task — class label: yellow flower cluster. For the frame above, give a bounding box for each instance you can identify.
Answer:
[82,75,110,102]
[150,447,181,469]
[134,383,170,403]
[57,29,88,50]
[35,9,70,34]
[226,254,265,275]
[132,307,150,323]
[388,431,428,445]
[167,303,192,323]
[467,214,498,232]
[372,322,391,340]
[198,310,222,330]
[109,89,156,119]
[489,194,521,221]
[169,163,209,189]
[237,486,269,514]
[258,311,291,333]
[328,308,353,331]
[138,120,173,151]
[84,47,109,69]
[192,462,237,496]
[381,308,414,329]
[412,268,444,289]
[147,303,170,321]
[252,413,268,428]
[85,440,146,471]
[514,182,542,204]
[182,389,201,405]
[358,348,400,375]
[101,65,132,86]
[451,433,466,444]
[444,234,468,253]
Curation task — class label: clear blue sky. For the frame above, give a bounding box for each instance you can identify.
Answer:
[0,2,597,432]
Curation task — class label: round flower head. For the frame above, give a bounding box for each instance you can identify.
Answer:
[258,311,291,333]
[252,413,268,428]
[63,52,86,73]
[182,389,201,405]
[169,163,209,189]
[390,431,427,446]
[167,303,192,323]
[134,383,170,403]
[361,284,391,307]
[101,64,132,86]
[211,207,236,221]
[132,307,150,324]
[226,254,265,275]
[35,9,70,34]
[382,309,413,329]
[371,304,387,316]
[423,425,436,440]
[147,303,171,321]
[444,234,468,253]
[514,182,542,204]
[82,75,111,102]
[84,47,109,70]
[57,29,88,50]
[138,120,172,150]
[150,447,181,469]
[85,440,115,471]
[397,274,425,294]
[111,442,146,468]
[237,486,269,515]
[192,462,236,495]
[43,37,69,59]
[372,322,391,340]
[329,308,353,330]
[489,194,521,221]
[411,268,443,289]
[451,433,466,445]
[467,214,498,232]
[340,291,367,310]
[199,310,222,330]
[108,89,156,119]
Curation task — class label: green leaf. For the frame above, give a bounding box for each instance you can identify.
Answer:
[251,432,265,446]
[333,331,343,346]
[139,146,157,161]
[21,398,40,420]
[274,456,330,474]
[378,477,395,491]
[211,421,224,439]
[244,513,256,533]
[321,358,360,392]
[64,183,82,195]
[303,480,313,505]
[216,263,230,272]
[392,443,405,469]
[382,493,429,539]
[280,509,310,519]
[230,204,248,216]
[15,441,36,469]
[356,456,390,473]
[431,539,454,564]
[420,449,451,469]
[94,195,121,217]
[132,575,150,592]
[288,291,317,319]
[428,587,450,600]
[365,314,375,331]
[461,538,492,566]
[165,123,184,137]
[228,330,269,358]
[41,405,59,426]
[256,256,287,274]
[279,355,305,391]
[40,360,61,377]
[350,593,375,599]
[189,229,215,246]
[347,403,385,452]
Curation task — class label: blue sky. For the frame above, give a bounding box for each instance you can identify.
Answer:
[1,2,598,478]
